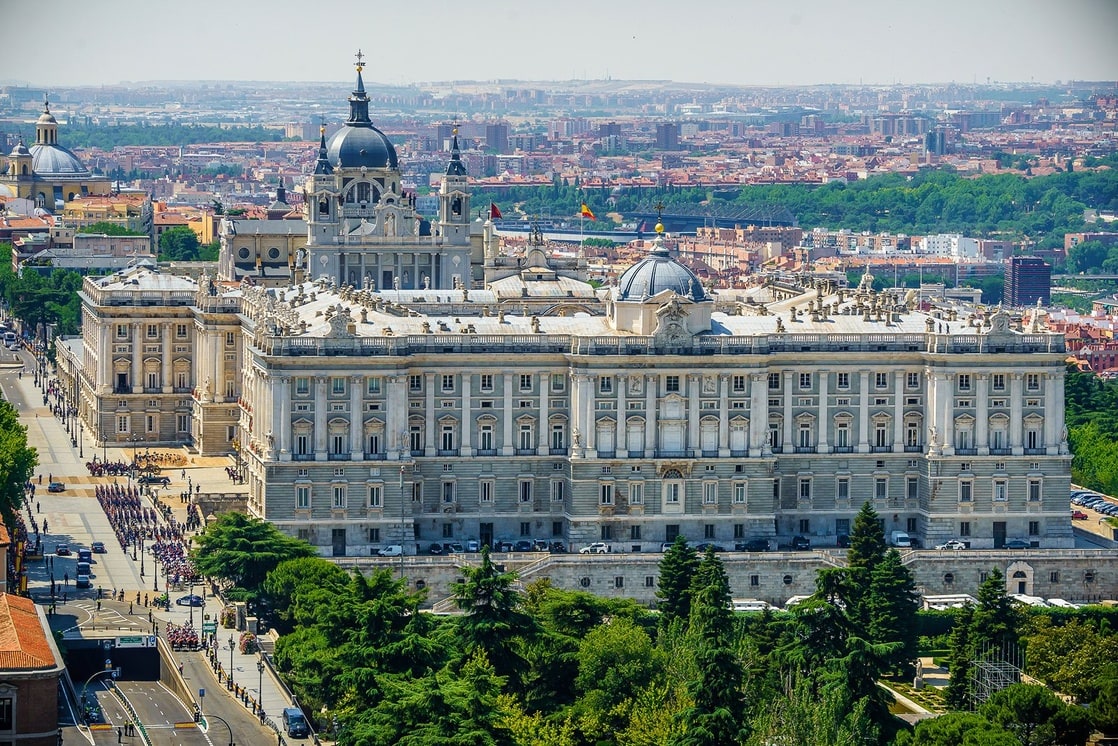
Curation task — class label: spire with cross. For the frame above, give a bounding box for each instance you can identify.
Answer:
[355,49,365,72]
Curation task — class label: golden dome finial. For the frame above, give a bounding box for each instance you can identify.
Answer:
[655,221,664,235]
[452,125,458,136]
[355,49,365,73]
[319,124,326,136]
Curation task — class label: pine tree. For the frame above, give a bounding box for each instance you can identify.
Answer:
[865,548,920,674]
[671,549,745,746]
[945,604,975,710]
[657,536,700,630]
[845,502,887,626]
[971,568,1022,653]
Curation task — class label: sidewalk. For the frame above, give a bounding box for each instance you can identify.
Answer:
[19,362,307,742]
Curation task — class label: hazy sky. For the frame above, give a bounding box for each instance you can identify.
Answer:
[3,0,1116,88]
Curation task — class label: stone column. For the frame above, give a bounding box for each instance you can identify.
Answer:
[718,374,730,457]
[818,370,830,453]
[131,322,143,393]
[314,376,327,459]
[388,375,407,459]
[537,373,550,456]
[750,373,767,457]
[783,371,794,452]
[857,370,870,453]
[645,375,657,457]
[350,375,363,459]
[615,374,627,458]
[461,374,472,456]
[893,370,905,452]
[1044,372,1059,453]
[976,373,989,455]
[425,373,436,455]
[1010,373,1024,455]
[585,374,597,455]
[278,376,291,459]
[688,374,701,454]
[936,372,953,456]
[502,373,515,456]
[161,323,173,393]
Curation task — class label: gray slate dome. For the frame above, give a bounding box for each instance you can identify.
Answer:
[617,235,706,302]
[325,59,398,170]
[326,125,397,170]
[30,144,89,175]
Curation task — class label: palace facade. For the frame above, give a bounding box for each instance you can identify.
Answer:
[60,60,1073,559]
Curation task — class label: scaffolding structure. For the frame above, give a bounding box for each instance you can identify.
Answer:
[971,641,1023,707]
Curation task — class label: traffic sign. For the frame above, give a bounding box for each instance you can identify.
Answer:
[202,622,217,634]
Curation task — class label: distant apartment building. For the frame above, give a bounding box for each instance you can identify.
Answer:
[1005,256,1051,307]
[485,123,510,155]
[1064,232,1118,251]
[918,234,980,259]
[655,122,681,151]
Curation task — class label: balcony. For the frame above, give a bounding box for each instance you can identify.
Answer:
[955,448,978,456]
[1024,448,1045,456]
[436,449,459,457]
[904,445,922,453]
[515,448,536,456]
[476,448,497,457]
[832,446,853,453]
[293,453,313,461]
[870,445,891,453]
[794,446,815,454]
[365,453,386,461]
[989,448,1012,456]
[549,447,568,456]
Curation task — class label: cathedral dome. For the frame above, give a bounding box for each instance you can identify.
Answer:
[29,144,89,176]
[325,124,397,170]
[616,227,706,302]
[325,55,398,171]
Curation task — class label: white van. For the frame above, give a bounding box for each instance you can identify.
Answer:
[377,545,403,557]
[889,530,912,548]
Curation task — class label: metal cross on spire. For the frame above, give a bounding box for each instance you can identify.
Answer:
[355,49,365,70]
[654,200,665,220]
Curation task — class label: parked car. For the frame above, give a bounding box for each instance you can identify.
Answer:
[1071,510,1089,520]
[443,542,464,554]
[547,541,567,553]
[378,545,404,557]
[736,538,770,553]
[54,544,71,556]
[91,541,106,553]
[513,540,534,552]
[48,482,65,493]
[465,539,480,552]
[428,543,444,555]
[836,534,851,548]
[579,542,610,554]
[791,535,812,551]
[1004,539,1031,550]
[175,594,205,607]
[138,475,171,486]
[935,539,967,551]
[494,541,514,552]
[695,543,725,553]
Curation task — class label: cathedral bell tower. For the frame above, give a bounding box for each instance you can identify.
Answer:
[437,126,470,243]
[306,124,337,245]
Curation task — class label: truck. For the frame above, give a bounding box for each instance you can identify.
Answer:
[889,530,913,548]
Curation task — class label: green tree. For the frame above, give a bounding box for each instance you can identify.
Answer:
[846,502,887,626]
[902,711,1019,746]
[0,400,37,525]
[971,568,1022,652]
[1090,669,1118,735]
[979,683,1091,746]
[158,225,201,261]
[451,547,535,681]
[945,604,975,710]
[1025,617,1118,703]
[671,550,745,746]
[76,221,145,236]
[865,548,920,674]
[190,512,316,607]
[574,617,664,740]
[261,556,350,632]
[657,536,699,629]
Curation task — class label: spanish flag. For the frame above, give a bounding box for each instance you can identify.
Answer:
[489,202,503,219]
[580,203,596,221]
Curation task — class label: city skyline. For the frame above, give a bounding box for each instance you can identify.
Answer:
[2,0,1116,89]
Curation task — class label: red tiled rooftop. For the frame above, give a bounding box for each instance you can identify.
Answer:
[0,594,58,670]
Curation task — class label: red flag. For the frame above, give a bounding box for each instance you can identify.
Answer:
[489,202,503,219]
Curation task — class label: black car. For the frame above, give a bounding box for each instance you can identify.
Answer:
[736,538,770,553]
[91,541,106,554]
[1004,539,1031,550]
[836,534,851,548]
[513,540,534,552]
[695,543,725,553]
[428,543,444,555]
[791,535,812,551]
[138,475,170,486]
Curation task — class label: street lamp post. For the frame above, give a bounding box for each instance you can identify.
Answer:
[189,582,196,627]
[256,656,264,712]
[153,548,159,591]
[227,635,236,690]
[80,660,118,724]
